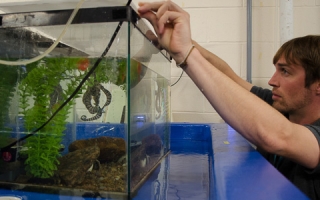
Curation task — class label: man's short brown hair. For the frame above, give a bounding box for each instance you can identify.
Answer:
[273,35,320,87]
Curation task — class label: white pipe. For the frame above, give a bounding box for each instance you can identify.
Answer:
[279,0,293,45]
[247,0,252,83]
[0,0,85,66]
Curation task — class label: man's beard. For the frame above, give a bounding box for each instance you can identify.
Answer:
[272,88,312,114]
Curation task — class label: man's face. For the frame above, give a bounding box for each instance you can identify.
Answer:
[268,56,313,114]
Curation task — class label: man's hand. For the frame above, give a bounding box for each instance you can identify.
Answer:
[138,1,193,64]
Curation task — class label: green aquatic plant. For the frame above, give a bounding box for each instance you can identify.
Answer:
[89,57,144,90]
[19,57,85,178]
[18,56,137,178]
[85,57,126,88]
[0,64,22,168]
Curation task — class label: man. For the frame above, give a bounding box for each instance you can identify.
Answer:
[138,1,320,199]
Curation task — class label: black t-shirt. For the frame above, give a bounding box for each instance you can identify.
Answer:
[250,86,320,200]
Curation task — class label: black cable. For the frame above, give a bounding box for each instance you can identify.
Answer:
[171,70,183,86]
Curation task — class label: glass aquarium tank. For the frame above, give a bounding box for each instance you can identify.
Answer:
[0,0,171,199]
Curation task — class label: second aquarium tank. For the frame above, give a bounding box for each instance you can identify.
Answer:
[0,0,171,199]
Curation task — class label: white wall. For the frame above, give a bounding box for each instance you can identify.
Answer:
[134,0,320,123]
[1,0,320,123]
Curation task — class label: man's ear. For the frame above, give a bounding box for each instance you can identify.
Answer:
[315,81,320,95]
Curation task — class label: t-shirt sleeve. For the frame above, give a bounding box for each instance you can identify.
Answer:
[250,86,273,105]
[304,125,320,174]
[305,125,320,145]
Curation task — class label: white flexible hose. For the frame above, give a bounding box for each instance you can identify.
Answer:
[0,0,85,66]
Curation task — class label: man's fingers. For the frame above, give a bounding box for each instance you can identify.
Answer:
[156,1,185,17]
[138,1,184,15]
[157,10,185,34]
[138,1,164,14]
